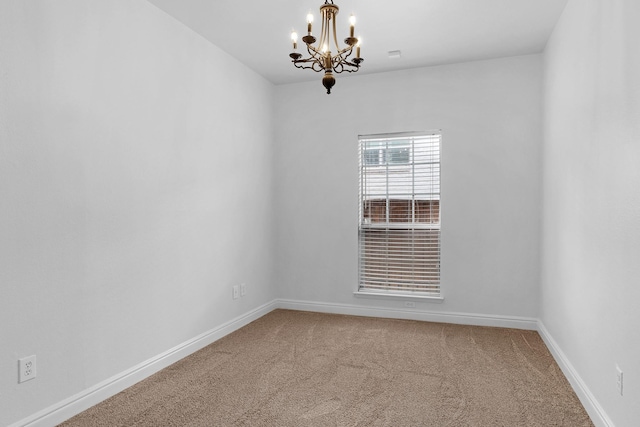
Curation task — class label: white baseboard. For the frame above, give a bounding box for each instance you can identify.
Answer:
[537,321,614,427]
[276,298,539,330]
[10,300,279,427]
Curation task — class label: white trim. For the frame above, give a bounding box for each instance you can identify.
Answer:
[276,298,537,330]
[358,130,442,140]
[353,290,444,303]
[537,321,614,427]
[10,300,278,427]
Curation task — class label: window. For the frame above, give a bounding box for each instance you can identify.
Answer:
[358,131,441,297]
[362,141,411,166]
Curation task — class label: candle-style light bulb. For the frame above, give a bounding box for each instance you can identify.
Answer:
[307,13,313,34]
[349,14,356,38]
[291,30,298,50]
[356,37,361,58]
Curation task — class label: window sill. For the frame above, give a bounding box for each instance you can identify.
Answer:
[353,290,444,303]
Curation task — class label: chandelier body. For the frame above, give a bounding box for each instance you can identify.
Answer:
[289,0,363,94]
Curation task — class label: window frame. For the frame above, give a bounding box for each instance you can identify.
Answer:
[355,131,443,302]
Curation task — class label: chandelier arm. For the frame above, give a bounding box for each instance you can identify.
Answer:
[293,54,327,72]
[308,55,324,70]
[306,43,323,59]
[318,11,326,51]
[306,50,327,72]
[333,64,360,73]
[309,41,334,72]
[293,61,322,71]
[312,60,325,72]
[329,48,351,67]
[336,45,355,58]
[331,51,360,73]
[332,12,340,52]
[329,52,350,72]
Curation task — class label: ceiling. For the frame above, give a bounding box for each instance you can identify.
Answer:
[146,0,568,86]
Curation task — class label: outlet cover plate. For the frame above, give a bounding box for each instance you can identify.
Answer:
[616,365,623,396]
[19,355,36,383]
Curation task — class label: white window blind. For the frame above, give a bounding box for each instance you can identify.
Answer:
[358,131,441,296]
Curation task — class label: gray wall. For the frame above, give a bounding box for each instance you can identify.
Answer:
[274,54,543,319]
[0,1,275,425]
[542,0,640,425]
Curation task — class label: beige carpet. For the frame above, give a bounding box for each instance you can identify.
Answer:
[60,310,594,426]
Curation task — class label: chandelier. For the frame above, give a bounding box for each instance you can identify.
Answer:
[289,0,363,94]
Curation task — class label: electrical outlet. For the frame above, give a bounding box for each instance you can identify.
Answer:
[404,301,416,308]
[616,365,623,396]
[19,355,36,383]
[232,285,239,300]
[240,283,246,297]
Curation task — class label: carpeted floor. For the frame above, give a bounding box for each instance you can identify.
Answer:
[60,309,594,426]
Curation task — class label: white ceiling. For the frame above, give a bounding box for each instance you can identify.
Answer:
[146,0,568,86]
